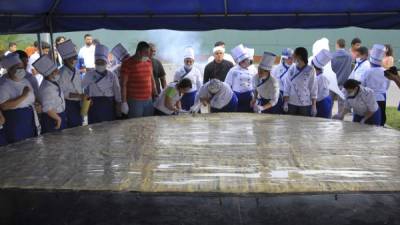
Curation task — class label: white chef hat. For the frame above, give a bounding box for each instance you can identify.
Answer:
[281,48,294,59]
[32,55,57,77]
[0,53,22,70]
[208,79,222,94]
[370,44,386,65]
[231,44,250,64]
[312,49,332,70]
[246,47,255,60]
[111,43,129,62]
[57,39,77,60]
[95,44,109,62]
[259,52,276,71]
[184,47,195,60]
[213,46,225,54]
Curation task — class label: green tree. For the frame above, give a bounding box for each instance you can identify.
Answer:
[0,34,35,52]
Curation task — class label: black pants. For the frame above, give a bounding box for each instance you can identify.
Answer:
[288,104,311,117]
[377,101,386,126]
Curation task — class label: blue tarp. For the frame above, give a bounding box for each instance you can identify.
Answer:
[0,0,400,34]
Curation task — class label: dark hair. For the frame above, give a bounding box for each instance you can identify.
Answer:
[84,34,92,39]
[33,41,39,47]
[214,41,225,47]
[356,46,369,56]
[343,79,361,89]
[93,39,100,45]
[294,47,308,64]
[336,39,346,48]
[136,41,150,52]
[55,36,65,44]
[9,42,16,48]
[15,50,28,59]
[177,78,192,89]
[312,61,322,71]
[41,41,50,50]
[351,37,361,46]
[384,44,393,57]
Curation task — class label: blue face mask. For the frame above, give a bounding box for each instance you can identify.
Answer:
[14,68,26,81]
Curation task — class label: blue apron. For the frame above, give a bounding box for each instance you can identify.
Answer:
[211,94,238,113]
[88,96,116,124]
[0,127,7,146]
[353,108,382,126]
[2,106,36,144]
[181,90,197,111]
[257,92,284,114]
[65,100,83,128]
[41,112,67,134]
[234,91,253,112]
[316,96,333,119]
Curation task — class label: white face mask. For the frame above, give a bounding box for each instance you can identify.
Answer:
[141,56,149,62]
[355,57,361,63]
[347,89,356,97]
[14,68,26,81]
[184,65,192,71]
[52,74,60,82]
[95,65,107,73]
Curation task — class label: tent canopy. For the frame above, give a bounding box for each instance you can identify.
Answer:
[0,0,400,34]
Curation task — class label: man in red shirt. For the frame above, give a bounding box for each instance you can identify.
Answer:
[121,41,157,118]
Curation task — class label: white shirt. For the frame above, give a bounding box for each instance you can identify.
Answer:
[284,65,318,106]
[207,53,236,65]
[173,66,202,92]
[82,70,121,102]
[0,77,35,109]
[78,45,96,69]
[153,82,181,115]
[198,81,234,109]
[27,52,43,86]
[271,62,291,92]
[25,72,40,98]
[253,75,280,107]
[58,66,83,101]
[248,64,258,76]
[225,65,254,93]
[39,79,66,113]
[349,59,370,82]
[362,66,390,101]
[4,51,11,56]
[344,86,379,116]
[316,72,330,101]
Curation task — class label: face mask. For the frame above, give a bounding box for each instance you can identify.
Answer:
[347,89,356,97]
[184,65,192,71]
[95,65,107,73]
[141,56,149,62]
[52,74,60,82]
[14,68,26,81]
[355,57,361,63]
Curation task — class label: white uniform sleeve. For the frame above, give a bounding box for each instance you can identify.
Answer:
[224,69,234,88]
[196,71,202,91]
[364,89,379,113]
[283,73,291,97]
[0,85,11,104]
[112,73,122,102]
[361,70,369,86]
[270,77,280,107]
[40,86,56,112]
[309,70,318,100]
[173,70,181,82]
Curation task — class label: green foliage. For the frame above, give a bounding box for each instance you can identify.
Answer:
[386,107,400,130]
[0,34,35,52]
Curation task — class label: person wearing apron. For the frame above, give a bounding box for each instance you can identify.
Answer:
[311,49,333,119]
[34,56,67,133]
[271,48,294,114]
[362,44,390,126]
[333,79,381,126]
[153,78,193,116]
[0,53,37,144]
[251,52,280,114]
[173,47,202,111]
[195,79,238,113]
[283,47,318,117]
[82,44,122,124]
[225,44,254,112]
[57,40,84,128]
[0,110,7,146]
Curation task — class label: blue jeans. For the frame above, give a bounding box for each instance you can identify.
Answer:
[127,99,154,118]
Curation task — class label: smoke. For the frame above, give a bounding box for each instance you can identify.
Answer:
[147,30,203,65]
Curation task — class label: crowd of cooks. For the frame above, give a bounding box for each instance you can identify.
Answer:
[0,35,399,146]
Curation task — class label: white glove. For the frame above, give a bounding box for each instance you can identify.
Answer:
[254,105,263,114]
[189,103,201,114]
[178,109,189,114]
[360,118,367,124]
[121,102,129,115]
[283,102,289,113]
[311,105,317,117]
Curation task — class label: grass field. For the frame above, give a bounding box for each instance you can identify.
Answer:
[386,107,400,130]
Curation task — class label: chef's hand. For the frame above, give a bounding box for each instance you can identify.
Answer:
[360,118,367,124]
[283,102,289,113]
[311,105,317,117]
[121,102,129,115]
[254,105,263,114]
[55,116,62,129]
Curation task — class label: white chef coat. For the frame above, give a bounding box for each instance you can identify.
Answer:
[197,81,233,109]
[271,62,291,92]
[25,72,39,98]
[253,75,280,107]
[349,59,370,82]
[0,77,35,109]
[153,82,181,115]
[78,45,96,69]
[362,66,390,101]
[39,79,66,113]
[316,72,330,102]
[225,65,254,93]
[284,65,318,106]
[344,86,379,116]
[173,66,202,92]
[82,70,121,102]
[27,52,43,86]
[58,66,83,101]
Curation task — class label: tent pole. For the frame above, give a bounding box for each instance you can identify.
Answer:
[49,19,56,64]
[36,33,42,56]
